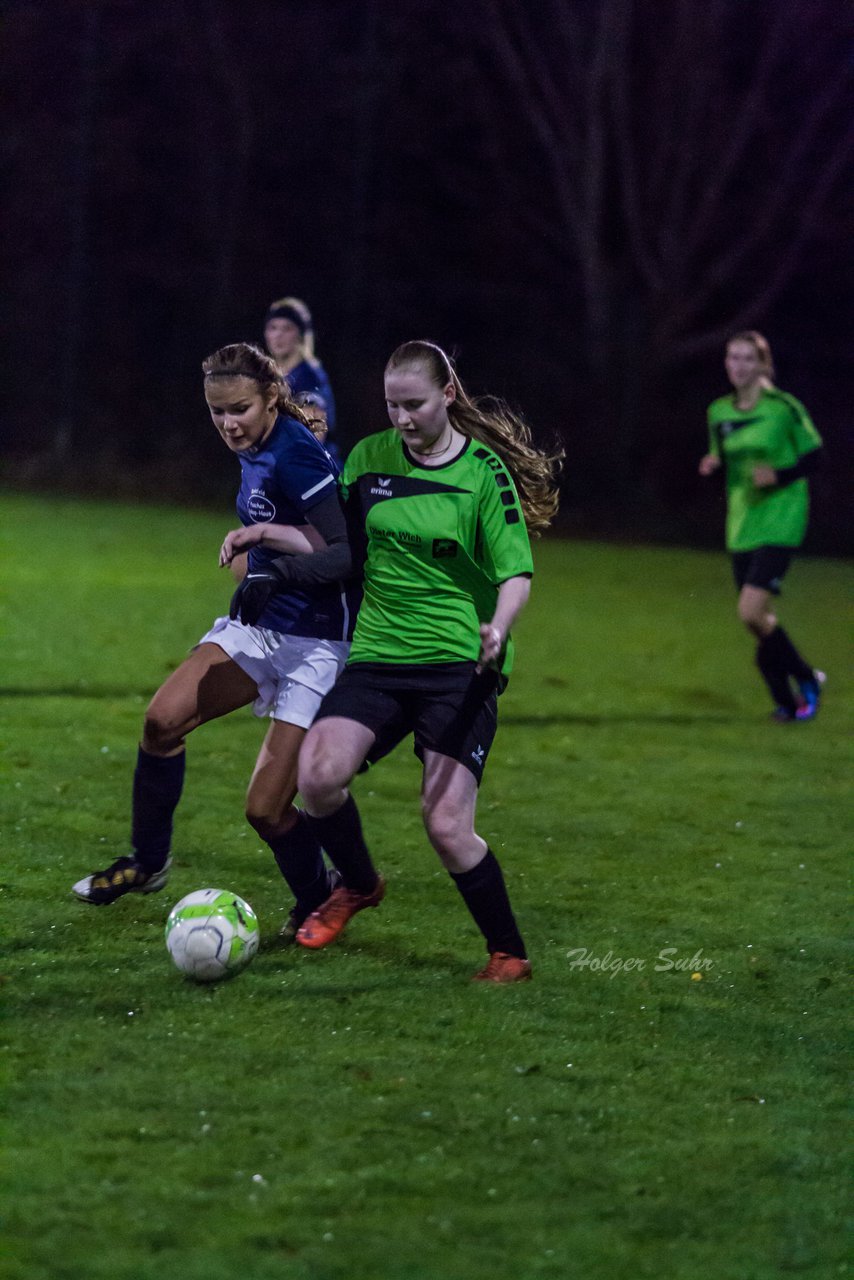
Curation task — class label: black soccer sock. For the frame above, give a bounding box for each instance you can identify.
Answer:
[303,794,379,895]
[450,848,527,959]
[267,812,334,915]
[765,625,815,684]
[131,746,186,871]
[757,629,804,711]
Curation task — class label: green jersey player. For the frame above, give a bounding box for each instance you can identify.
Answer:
[285,340,562,982]
[699,331,824,721]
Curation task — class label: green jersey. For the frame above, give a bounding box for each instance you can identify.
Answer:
[706,387,822,551]
[340,431,534,676]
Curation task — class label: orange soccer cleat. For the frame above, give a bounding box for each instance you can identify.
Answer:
[471,952,533,984]
[296,876,386,949]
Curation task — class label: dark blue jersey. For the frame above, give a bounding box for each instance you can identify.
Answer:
[286,359,337,432]
[236,415,355,640]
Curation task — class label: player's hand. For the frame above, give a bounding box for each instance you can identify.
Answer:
[698,454,721,477]
[752,465,777,489]
[220,524,262,567]
[476,622,504,672]
[229,569,284,626]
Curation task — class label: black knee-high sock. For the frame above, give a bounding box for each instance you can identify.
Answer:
[766,625,814,683]
[267,812,333,914]
[450,848,527,959]
[303,794,378,894]
[755,635,796,711]
[131,746,186,870]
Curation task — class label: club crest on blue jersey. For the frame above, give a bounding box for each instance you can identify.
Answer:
[247,490,276,521]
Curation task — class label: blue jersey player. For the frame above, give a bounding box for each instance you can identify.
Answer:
[72,343,357,942]
[264,296,341,467]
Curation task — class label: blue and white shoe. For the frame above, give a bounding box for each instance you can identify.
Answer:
[795,670,826,721]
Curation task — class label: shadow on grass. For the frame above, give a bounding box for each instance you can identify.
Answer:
[258,933,468,984]
[502,712,742,727]
[2,686,743,727]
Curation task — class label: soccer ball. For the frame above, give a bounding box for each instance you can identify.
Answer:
[165,889,260,982]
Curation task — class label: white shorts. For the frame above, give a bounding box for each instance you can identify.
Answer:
[196,617,349,729]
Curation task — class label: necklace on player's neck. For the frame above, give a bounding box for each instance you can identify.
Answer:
[417,429,455,459]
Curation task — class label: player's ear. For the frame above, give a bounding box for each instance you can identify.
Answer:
[443,382,456,407]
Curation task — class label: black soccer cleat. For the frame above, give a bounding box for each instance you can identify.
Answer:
[72,855,171,905]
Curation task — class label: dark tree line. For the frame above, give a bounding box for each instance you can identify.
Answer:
[2,0,852,549]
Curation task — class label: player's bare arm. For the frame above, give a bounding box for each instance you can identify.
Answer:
[478,574,532,667]
[219,521,327,567]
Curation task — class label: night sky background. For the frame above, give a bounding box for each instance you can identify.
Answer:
[3,0,852,551]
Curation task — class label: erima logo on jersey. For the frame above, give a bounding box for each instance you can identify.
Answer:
[470,744,485,766]
[370,477,393,496]
[247,490,276,521]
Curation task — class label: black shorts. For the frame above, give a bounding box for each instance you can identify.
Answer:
[314,661,500,784]
[731,546,793,596]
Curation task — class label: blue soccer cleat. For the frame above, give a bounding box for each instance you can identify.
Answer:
[795,670,826,721]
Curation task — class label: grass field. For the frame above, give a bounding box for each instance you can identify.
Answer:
[1,492,850,1280]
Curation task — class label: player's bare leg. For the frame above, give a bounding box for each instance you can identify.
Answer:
[738,587,822,721]
[421,750,530,983]
[72,645,258,904]
[247,720,340,942]
[295,718,385,949]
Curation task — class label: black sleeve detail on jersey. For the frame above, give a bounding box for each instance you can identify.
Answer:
[504,509,521,525]
[495,473,511,488]
[500,491,516,507]
[269,491,353,586]
[774,446,822,488]
[473,447,491,459]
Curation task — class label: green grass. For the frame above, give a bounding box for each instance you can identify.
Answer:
[1,492,851,1280]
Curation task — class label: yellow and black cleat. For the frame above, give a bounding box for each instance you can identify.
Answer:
[71,856,171,906]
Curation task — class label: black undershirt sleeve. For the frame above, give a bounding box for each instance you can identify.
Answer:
[269,490,353,586]
[774,446,822,488]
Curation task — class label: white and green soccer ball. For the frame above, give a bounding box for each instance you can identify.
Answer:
[165,889,260,982]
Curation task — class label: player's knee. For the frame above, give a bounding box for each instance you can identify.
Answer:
[298,731,344,805]
[422,800,468,857]
[245,799,295,843]
[737,596,766,633]
[142,706,185,755]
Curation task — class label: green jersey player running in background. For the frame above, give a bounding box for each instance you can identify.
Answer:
[268,339,562,982]
[699,330,824,721]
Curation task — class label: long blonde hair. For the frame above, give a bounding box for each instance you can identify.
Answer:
[202,342,314,428]
[386,341,562,535]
